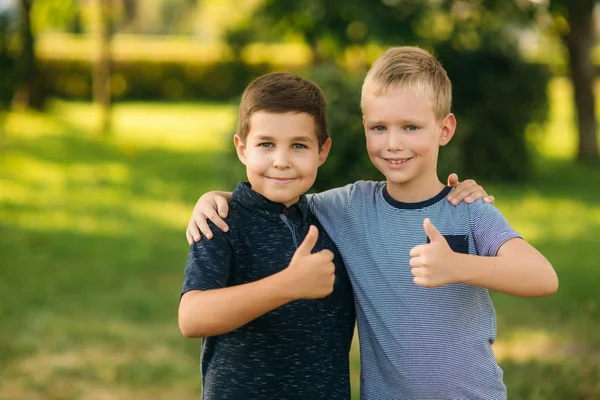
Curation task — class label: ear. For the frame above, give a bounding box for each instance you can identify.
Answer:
[318,138,332,166]
[233,135,247,165]
[438,113,456,147]
[362,115,366,128]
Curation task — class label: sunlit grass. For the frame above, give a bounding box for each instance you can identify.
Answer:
[1,77,600,399]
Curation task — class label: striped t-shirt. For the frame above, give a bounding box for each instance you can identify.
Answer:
[309,181,520,400]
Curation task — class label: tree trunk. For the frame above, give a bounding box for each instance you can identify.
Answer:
[561,0,599,162]
[13,0,45,110]
[94,0,112,134]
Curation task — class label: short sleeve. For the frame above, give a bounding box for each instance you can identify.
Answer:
[180,222,233,296]
[308,184,354,240]
[469,200,522,257]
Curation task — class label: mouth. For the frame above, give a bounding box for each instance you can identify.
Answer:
[383,157,412,166]
[266,177,297,184]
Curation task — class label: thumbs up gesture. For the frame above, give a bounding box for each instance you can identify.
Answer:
[409,218,460,288]
[285,225,336,300]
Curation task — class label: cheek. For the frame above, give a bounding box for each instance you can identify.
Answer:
[245,151,269,170]
[365,135,380,154]
[410,136,436,156]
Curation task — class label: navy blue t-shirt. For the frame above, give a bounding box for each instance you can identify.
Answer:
[181,182,356,400]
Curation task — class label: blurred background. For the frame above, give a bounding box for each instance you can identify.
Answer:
[0,0,599,398]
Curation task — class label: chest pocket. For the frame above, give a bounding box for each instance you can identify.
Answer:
[428,234,470,254]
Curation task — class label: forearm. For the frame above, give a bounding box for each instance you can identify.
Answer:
[179,271,295,338]
[456,252,558,297]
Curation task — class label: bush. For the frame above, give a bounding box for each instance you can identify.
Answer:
[435,41,550,181]
[37,59,274,102]
[308,64,382,192]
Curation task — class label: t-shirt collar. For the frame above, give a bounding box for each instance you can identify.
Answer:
[232,182,309,222]
[383,185,452,209]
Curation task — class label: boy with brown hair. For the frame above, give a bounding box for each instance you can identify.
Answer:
[179,72,355,399]
[187,47,558,399]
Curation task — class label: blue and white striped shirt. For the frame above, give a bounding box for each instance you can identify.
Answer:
[310,181,520,400]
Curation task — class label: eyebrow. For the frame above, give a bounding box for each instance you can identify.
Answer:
[255,135,314,142]
[365,118,424,125]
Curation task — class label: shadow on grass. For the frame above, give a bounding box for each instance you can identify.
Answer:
[4,130,226,202]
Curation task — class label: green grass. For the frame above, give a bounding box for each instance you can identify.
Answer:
[1,78,600,399]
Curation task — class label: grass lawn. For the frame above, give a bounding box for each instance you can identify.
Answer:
[1,77,600,399]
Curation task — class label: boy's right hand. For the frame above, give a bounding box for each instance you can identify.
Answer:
[284,226,336,300]
[186,192,231,245]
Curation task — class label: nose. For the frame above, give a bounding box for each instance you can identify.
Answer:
[272,149,291,169]
[386,131,405,151]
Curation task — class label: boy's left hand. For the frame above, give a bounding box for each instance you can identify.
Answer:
[409,218,461,288]
[446,173,495,205]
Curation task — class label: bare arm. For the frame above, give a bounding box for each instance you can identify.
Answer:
[179,271,295,338]
[179,226,335,338]
[455,238,557,297]
[410,220,558,297]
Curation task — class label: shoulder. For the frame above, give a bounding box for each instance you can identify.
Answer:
[190,206,245,252]
[351,180,385,196]
[457,198,505,221]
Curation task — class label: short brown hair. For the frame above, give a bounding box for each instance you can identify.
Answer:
[362,46,452,120]
[236,72,329,148]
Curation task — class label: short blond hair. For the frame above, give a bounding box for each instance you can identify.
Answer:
[361,46,452,120]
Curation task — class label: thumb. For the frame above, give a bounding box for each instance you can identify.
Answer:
[296,225,318,256]
[423,218,442,242]
[447,173,459,188]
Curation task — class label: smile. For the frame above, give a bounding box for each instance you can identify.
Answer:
[384,157,412,165]
[266,177,297,184]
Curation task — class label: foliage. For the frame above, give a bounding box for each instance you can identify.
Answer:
[308,64,382,191]
[30,0,80,33]
[37,59,272,102]
[224,0,551,181]
[435,41,550,181]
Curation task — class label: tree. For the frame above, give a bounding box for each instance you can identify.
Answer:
[93,0,112,134]
[550,0,599,162]
[12,0,45,110]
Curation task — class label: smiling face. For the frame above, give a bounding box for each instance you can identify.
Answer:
[235,111,331,207]
[362,84,456,201]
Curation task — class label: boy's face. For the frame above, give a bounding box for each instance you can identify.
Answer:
[362,85,455,190]
[235,111,331,207]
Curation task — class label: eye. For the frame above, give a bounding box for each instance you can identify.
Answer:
[372,125,386,132]
[404,125,418,131]
[258,142,274,148]
[292,143,308,149]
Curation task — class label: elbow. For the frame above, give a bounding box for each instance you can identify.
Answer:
[179,318,202,338]
[178,305,211,338]
[534,262,559,297]
[543,270,559,297]
[179,318,209,338]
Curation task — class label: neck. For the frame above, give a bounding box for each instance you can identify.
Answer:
[385,172,445,203]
